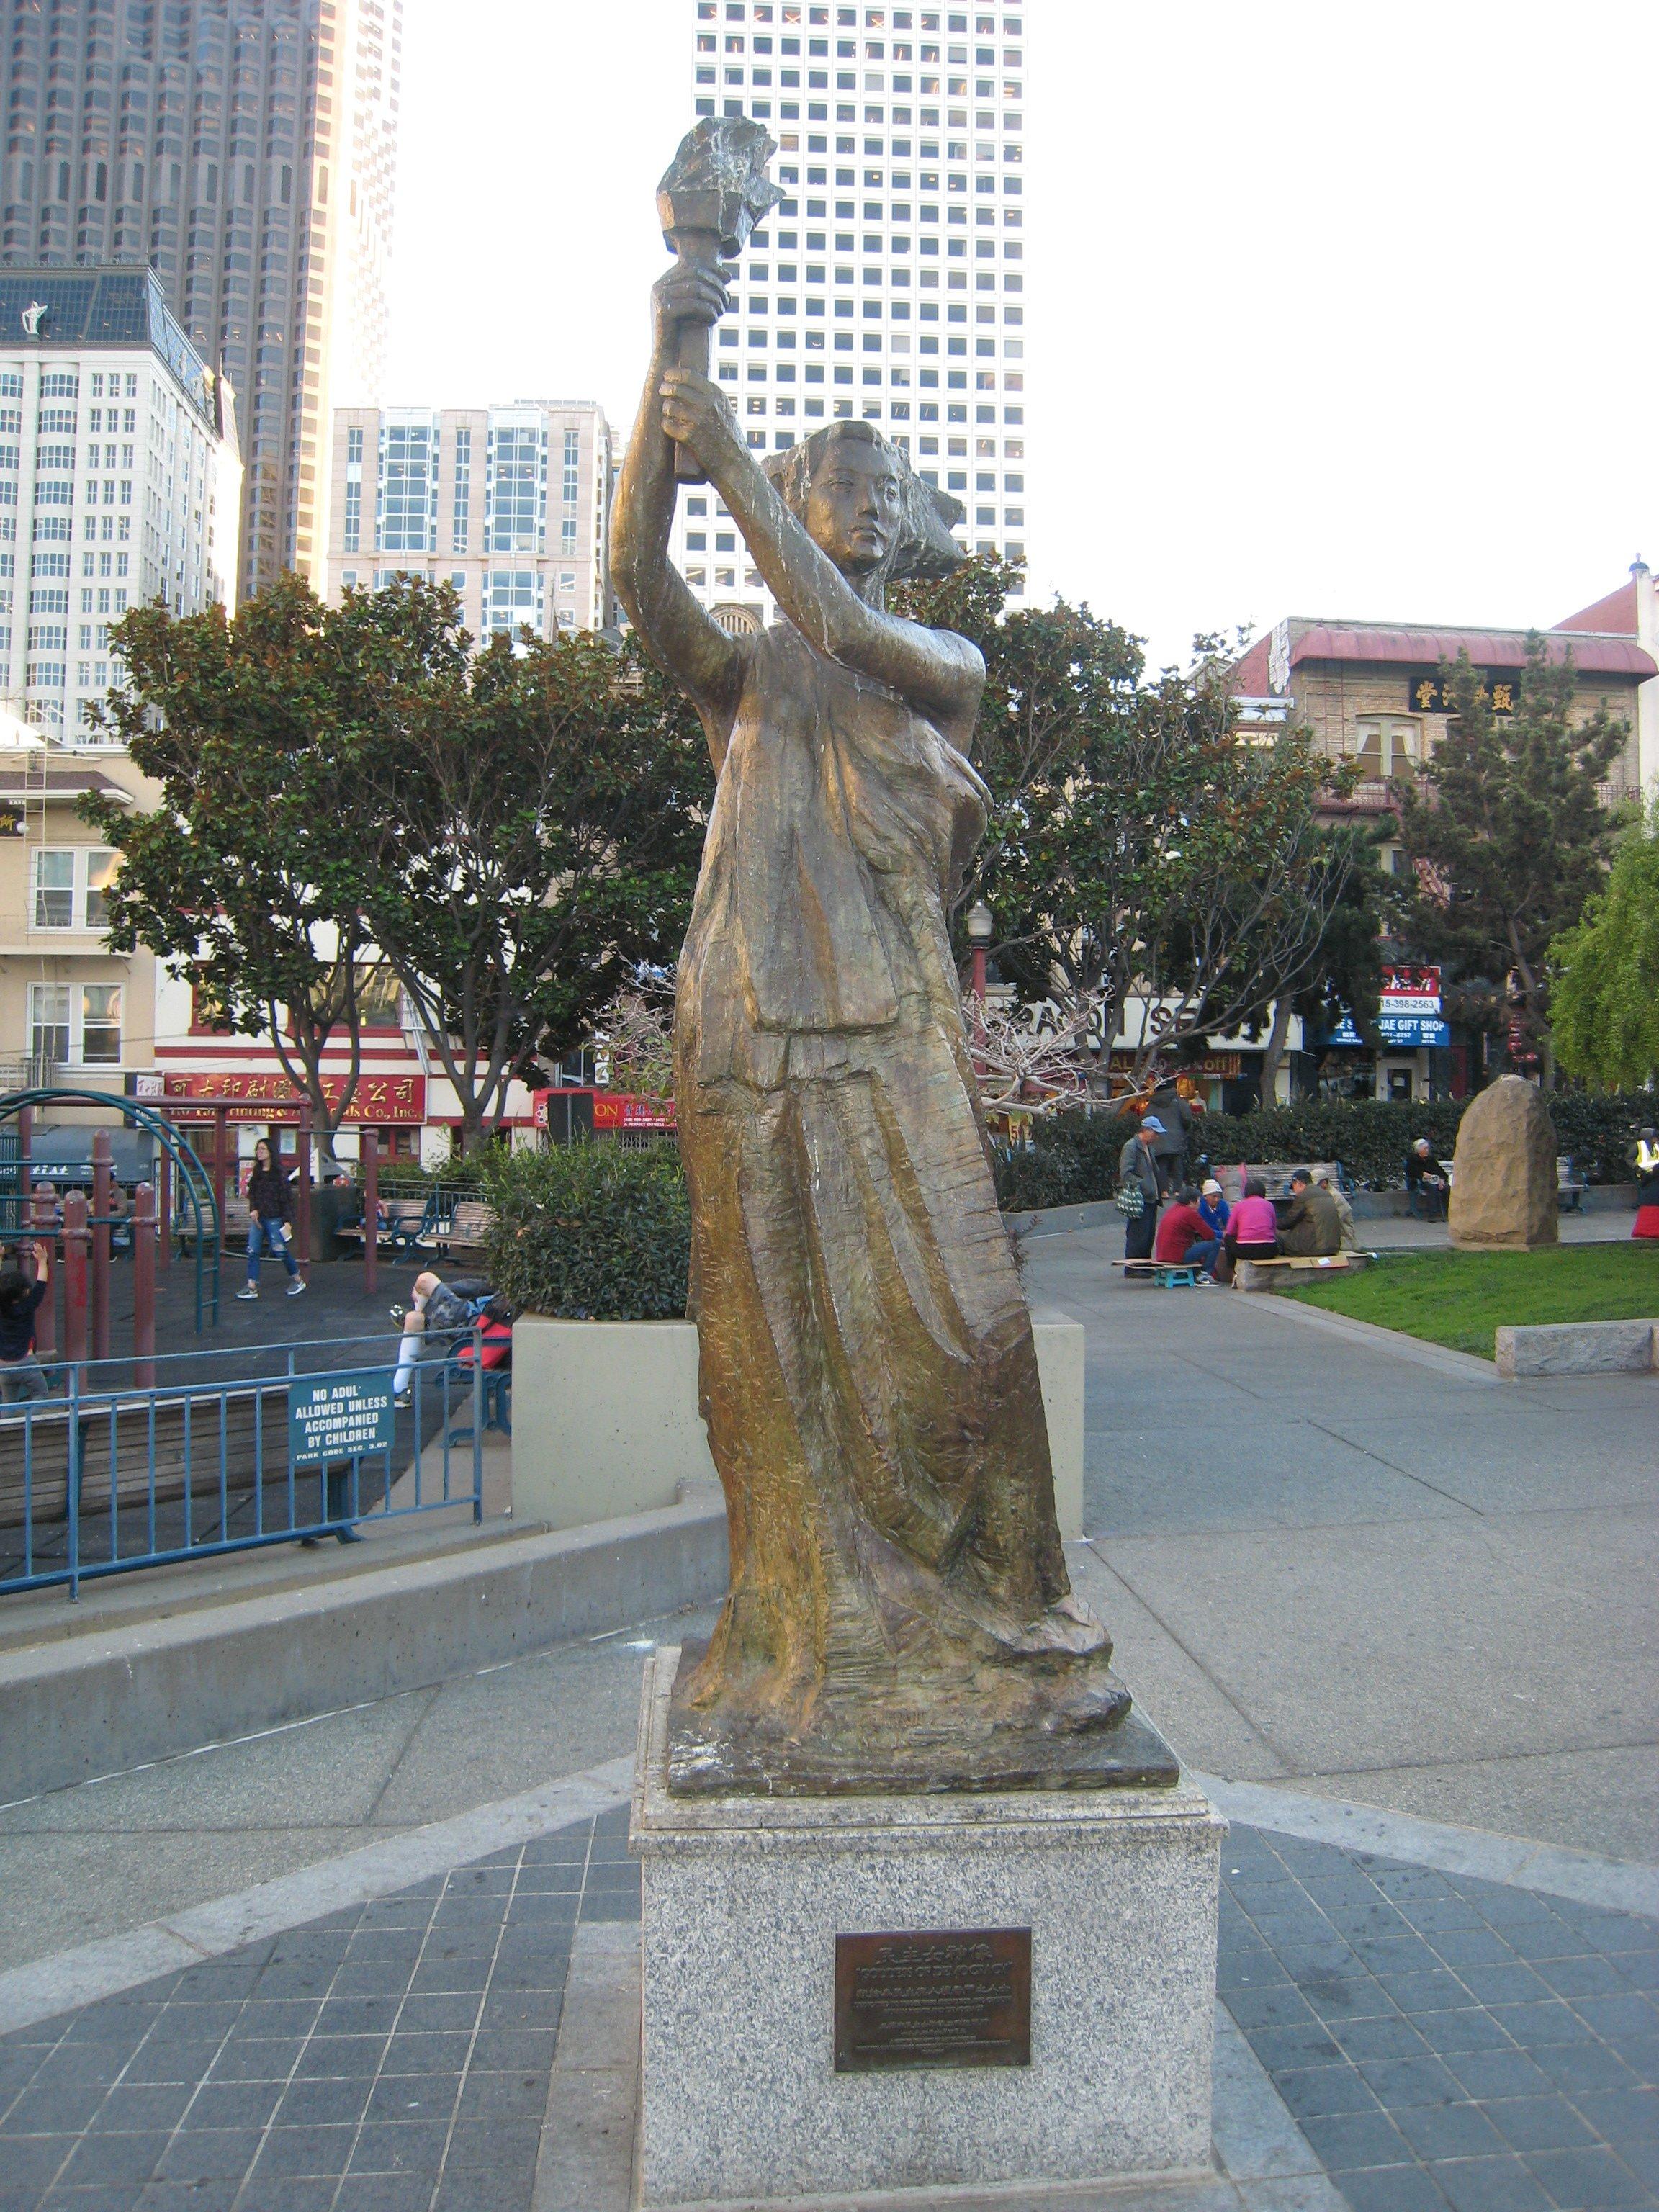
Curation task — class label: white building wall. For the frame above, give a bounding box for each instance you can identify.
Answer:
[673,0,1031,624]
[0,331,240,747]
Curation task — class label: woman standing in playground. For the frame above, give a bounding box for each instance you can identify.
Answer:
[238,1136,306,1300]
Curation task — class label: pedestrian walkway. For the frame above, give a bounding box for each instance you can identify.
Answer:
[1026,1228,1659,1866]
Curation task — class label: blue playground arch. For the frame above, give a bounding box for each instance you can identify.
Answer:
[0,1089,221,1331]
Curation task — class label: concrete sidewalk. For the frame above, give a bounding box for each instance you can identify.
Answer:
[1025,1227,1659,1864]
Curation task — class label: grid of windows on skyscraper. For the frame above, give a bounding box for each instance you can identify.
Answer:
[487,424,546,555]
[681,0,1028,606]
[377,419,437,554]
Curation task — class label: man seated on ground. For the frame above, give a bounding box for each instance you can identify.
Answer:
[1405,1137,1450,1218]
[1152,1184,1220,1279]
[1215,1177,1279,1285]
[1318,1174,1359,1252]
[1279,1168,1342,1257]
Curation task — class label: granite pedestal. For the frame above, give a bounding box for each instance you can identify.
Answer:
[631,1648,1224,2209]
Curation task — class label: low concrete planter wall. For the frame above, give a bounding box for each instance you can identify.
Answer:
[1495,1318,1659,1378]
[511,1307,1087,1540]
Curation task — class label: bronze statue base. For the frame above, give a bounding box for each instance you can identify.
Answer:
[665,1637,1182,1797]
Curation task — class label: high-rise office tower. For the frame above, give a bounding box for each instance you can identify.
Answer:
[1,0,400,606]
[676,0,1029,629]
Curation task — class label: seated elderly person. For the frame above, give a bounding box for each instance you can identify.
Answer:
[1215,1177,1279,1285]
[1152,1184,1220,1278]
[1279,1168,1342,1257]
[1405,1137,1450,1218]
[1318,1173,1359,1252]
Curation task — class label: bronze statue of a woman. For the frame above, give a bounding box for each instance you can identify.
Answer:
[612,249,1168,1795]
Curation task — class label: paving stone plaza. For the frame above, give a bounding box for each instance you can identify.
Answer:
[1,1224,1655,2211]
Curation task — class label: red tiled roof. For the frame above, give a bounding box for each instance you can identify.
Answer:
[1552,580,1638,637]
[1289,624,1653,677]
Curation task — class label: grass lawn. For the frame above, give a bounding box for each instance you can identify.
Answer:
[1280,1240,1659,1359]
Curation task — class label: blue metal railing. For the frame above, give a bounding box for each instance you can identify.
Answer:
[0,1329,491,1601]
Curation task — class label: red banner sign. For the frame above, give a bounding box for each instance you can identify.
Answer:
[533,1087,676,1132]
[133,1071,426,1123]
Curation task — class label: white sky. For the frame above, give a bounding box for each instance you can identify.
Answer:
[385,0,1659,670]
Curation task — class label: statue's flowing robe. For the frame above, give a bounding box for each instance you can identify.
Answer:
[675,620,1077,1725]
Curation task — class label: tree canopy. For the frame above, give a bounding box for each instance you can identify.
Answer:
[84,573,713,1151]
[897,562,1368,1079]
[1550,802,1659,1090]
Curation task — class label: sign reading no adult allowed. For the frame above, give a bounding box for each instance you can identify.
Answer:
[289,1370,397,1465]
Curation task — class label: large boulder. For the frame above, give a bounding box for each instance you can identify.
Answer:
[1449,1076,1557,1249]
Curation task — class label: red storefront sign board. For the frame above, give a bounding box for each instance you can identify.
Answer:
[132,1071,426,1123]
[532,1087,676,1133]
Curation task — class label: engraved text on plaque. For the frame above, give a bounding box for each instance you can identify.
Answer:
[833,1929,1032,2072]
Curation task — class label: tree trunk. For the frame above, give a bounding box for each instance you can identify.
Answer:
[1258,994,1295,1105]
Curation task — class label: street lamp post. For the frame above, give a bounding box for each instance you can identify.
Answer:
[966,901,993,1007]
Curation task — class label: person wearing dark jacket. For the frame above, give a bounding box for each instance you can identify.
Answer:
[1278,1169,1341,1257]
[238,1136,305,1299]
[1405,1138,1449,1219]
[1118,1117,1164,1265]
[1146,1076,1193,1187]
[0,1241,52,1400]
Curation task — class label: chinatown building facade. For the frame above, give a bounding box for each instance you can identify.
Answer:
[1230,583,1653,1105]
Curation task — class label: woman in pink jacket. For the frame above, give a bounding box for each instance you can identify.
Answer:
[1215,1177,1279,1285]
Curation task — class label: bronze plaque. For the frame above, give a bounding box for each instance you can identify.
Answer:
[834,1929,1031,2072]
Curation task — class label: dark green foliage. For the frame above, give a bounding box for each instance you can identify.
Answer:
[893,565,1367,1078]
[480,1141,690,1320]
[993,1094,1647,1210]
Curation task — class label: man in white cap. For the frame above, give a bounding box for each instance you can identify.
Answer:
[1118,1114,1165,1266]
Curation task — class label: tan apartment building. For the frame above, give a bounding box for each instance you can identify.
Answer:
[323,403,614,639]
[1230,588,1655,1103]
[0,734,158,1100]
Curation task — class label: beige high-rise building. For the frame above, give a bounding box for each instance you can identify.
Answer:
[324,403,614,639]
[0,0,400,605]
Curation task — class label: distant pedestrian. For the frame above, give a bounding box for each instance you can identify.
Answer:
[1153,1184,1220,1279]
[1279,1169,1341,1257]
[1215,1177,1279,1285]
[0,1241,52,1401]
[1118,1116,1164,1267]
[1145,1073,1194,1186]
[1634,1128,1659,1240]
[238,1136,305,1300]
[1405,1137,1449,1220]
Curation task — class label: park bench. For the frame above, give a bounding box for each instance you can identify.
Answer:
[445,1200,494,1254]
[1210,1160,1347,1202]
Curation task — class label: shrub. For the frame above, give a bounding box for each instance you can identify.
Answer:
[480,1140,689,1319]
[993,1091,1648,1210]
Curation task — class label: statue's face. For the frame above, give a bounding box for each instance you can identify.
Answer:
[804,441,902,575]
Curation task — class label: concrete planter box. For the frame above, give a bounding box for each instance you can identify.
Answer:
[511,1306,1087,1541]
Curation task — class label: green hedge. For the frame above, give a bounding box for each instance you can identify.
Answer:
[481,1141,690,1320]
[994,1093,1648,1210]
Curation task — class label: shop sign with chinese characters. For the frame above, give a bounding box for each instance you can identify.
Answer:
[1404,670,1519,716]
[130,1072,426,1123]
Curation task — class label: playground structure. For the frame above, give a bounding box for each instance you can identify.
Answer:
[0,1089,222,1362]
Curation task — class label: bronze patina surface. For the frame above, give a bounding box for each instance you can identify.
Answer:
[834,1929,1032,2072]
[611,127,1173,1797]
